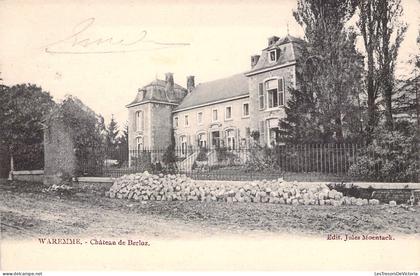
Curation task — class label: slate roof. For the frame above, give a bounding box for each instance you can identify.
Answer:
[246,35,304,75]
[127,79,187,107]
[174,73,249,111]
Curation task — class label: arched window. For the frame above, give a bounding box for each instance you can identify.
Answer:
[135,111,144,131]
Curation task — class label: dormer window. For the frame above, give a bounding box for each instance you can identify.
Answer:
[269,50,277,63]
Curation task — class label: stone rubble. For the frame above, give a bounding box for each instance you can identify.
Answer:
[107,172,384,206]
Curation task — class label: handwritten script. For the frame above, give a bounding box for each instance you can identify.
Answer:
[45,18,190,54]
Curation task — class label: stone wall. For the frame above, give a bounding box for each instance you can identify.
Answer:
[371,189,420,205]
[12,170,44,183]
[73,177,114,195]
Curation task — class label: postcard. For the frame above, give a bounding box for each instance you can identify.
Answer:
[0,0,419,274]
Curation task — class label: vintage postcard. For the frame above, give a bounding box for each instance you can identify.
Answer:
[0,0,419,274]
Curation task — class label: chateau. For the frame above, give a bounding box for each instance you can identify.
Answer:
[126,35,303,162]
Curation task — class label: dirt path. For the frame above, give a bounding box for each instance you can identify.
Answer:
[1,180,419,240]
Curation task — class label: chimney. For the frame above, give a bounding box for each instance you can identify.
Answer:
[268,36,280,46]
[165,72,174,92]
[187,76,195,93]
[251,55,260,68]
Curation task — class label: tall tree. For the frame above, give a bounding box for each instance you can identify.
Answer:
[116,122,128,149]
[281,0,363,143]
[0,84,55,173]
[106,114,119,149]
[357,0,407,131]
[116,122,129,165]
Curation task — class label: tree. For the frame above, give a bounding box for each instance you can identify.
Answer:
[357,0,407,131]
[0,84,55,174]
[116,122,128,148]
[281,0,363,143]
[58,95,106,175]
[116,122,129,165]
[279,47,326,143]
[105,114,119,150]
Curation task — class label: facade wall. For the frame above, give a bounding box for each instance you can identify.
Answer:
[248,64,296,146]
[150,103,174,149]
[173,97,250,149]
[128,103,151,150]
[128,102,175,150]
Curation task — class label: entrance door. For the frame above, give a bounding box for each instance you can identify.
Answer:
[180,136,187,156]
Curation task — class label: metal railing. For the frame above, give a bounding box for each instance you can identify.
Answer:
[76,143,419,182]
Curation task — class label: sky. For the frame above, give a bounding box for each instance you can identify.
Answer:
[1,0,419,131]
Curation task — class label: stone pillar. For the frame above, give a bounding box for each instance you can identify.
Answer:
[43,118,76,186]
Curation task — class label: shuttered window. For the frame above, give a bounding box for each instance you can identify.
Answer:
[258,83,264,110]
[278,78,284,106]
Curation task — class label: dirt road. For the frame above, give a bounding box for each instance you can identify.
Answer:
[1,180,419,240]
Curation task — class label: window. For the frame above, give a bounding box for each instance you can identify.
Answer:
[225,106,232,120]
[267,118,280,146]
[198,133,207,148]
[174,117,178,128]
[225,129,236,150]
[258,83,264,110]
[242,103,250,117]
[212,109,218,122]
[197,112,203,125]
[135,111,144,131]
[265,78,285,109]
[269,50,277,62]
[136,136,143,151]
[266,79,278,108]
[184,115,189,127]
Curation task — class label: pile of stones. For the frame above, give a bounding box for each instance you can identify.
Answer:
[108,172,381,206]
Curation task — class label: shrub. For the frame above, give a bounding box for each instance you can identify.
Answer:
[244,144,282,172]
[196,147,208,161]
[215,147,239,165]
[348,121,419,182]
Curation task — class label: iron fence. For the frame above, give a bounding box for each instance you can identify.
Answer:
[77,143,419,182]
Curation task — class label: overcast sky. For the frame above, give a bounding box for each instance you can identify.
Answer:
[1,0,418,130]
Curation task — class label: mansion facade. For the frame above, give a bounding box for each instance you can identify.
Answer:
[126,35,302,161]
